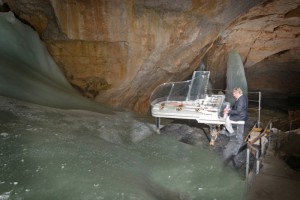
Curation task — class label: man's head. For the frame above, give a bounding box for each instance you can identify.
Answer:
[232,87,243,100]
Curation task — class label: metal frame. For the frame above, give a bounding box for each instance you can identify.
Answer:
[245,120,273,178]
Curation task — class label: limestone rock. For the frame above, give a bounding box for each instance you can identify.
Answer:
[208,0,300,93]
[4,0,300,113]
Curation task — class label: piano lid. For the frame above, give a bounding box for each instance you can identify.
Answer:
[150,71,210,106]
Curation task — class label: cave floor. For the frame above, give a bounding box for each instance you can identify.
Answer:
[249,141,300,200]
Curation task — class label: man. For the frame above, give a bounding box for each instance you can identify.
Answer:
[223,87,248,138]
[221,87,248,165]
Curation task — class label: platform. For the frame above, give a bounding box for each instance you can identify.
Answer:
[249,147,300,200]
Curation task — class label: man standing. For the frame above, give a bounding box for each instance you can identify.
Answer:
[223,87,248,138]
[222,87,248,166]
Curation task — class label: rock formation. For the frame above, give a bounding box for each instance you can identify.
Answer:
[207,0,300,98]
[2,0,300,113]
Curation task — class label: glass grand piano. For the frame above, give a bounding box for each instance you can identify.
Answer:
[150,71,235,145]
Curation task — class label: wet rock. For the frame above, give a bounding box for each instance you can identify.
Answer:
[160,118,257,177]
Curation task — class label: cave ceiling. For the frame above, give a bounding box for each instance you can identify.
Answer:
[2,0,300,113]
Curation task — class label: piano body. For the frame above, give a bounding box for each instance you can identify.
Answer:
[150,71,233,145]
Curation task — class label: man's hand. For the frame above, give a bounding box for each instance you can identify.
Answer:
[224,107,230,114]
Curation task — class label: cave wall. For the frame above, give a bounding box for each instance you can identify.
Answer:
[207,0,300,99]
[3,0,300,113]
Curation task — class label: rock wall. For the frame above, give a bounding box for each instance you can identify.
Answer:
[4,0,300,113]
[207,0,300,98]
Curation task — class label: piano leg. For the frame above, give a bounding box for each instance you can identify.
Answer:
[155,117,161,134]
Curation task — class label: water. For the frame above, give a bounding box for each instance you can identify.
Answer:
[0,11,247,199]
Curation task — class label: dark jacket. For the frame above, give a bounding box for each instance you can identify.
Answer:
[229,94,248,121]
